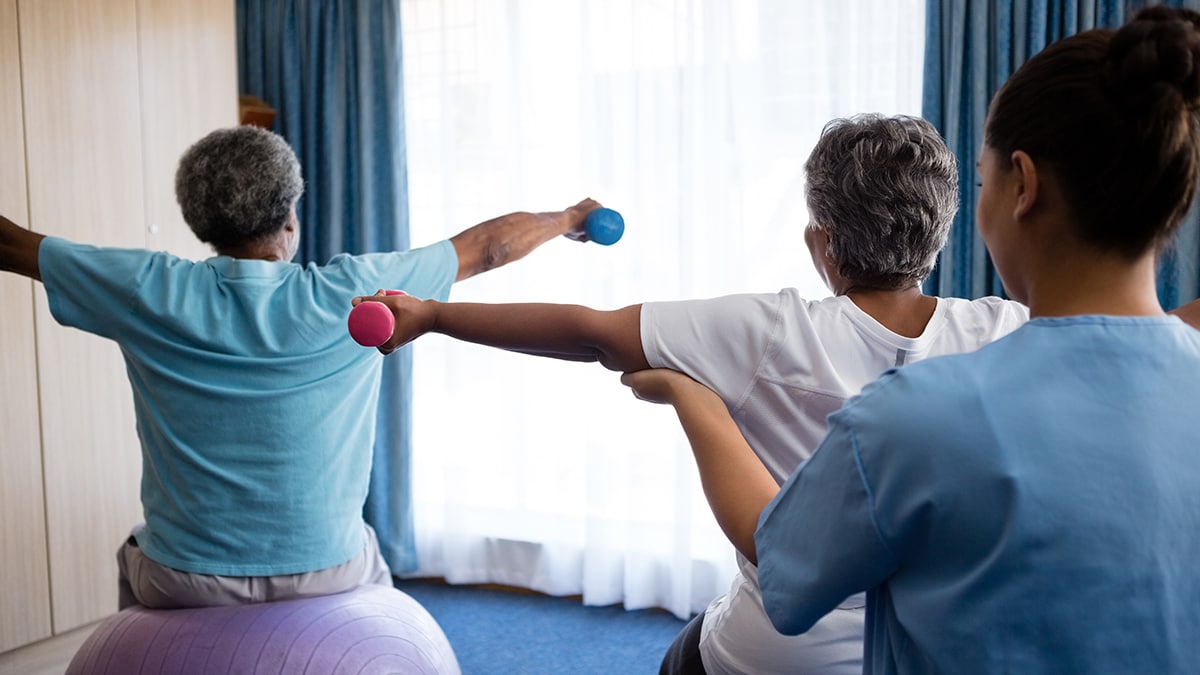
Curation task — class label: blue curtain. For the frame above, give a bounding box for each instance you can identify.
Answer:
[922,0,1200,309]
[237,0,420,573]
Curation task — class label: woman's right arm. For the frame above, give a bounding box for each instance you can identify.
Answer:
[353,293,651,373]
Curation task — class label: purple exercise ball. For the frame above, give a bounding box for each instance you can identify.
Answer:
[66,585,460,675]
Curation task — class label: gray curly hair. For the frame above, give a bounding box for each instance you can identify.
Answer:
[805,114,958,290]
[175,126,304,249]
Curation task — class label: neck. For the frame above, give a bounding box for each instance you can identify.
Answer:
[844,284,924,303]
[1022,250,1163,319]
[216,234,291,262]
[845,284,937,339]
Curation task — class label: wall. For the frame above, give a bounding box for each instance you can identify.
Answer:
[0,0,237,653]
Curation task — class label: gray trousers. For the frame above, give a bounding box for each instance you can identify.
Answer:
[117,522,393,609]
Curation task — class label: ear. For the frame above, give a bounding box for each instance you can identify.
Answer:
[281,210,301,251]
[818,228,833,258]
[1009,150,1040,220]
[804,223,831,257]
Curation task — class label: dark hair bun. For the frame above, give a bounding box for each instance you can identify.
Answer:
[1108,7,1200,106]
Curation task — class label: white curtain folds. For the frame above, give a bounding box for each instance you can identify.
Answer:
[401,0,926,618]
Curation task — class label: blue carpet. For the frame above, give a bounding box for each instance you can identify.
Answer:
[395,578,688,675]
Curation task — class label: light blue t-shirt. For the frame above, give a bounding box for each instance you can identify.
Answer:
[755,315,1200,674]
[39,237,457,576]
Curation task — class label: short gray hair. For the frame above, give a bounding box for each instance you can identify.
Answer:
[175,126,304,249]
[805,114,957,289]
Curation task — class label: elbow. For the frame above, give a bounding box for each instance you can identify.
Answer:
[595,350,633,372]
[452,228,518,280]
[479,239,512,273]
[596,345,652,373]
[757,551,819,636]
[590,306,648,373]
[768,613,811,637]
[760,589,816,636]
[458,240,511,280]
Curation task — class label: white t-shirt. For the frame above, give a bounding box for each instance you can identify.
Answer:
[640,289,1029,674]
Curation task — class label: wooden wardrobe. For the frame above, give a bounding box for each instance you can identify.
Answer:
[0,0,237,654]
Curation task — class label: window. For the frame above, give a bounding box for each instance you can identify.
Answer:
[402,0,925,617]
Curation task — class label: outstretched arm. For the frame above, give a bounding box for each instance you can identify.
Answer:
[353,292,651,372]
[1170,298,1200,330]
[621,368,778,564]
[0,214,44,281]
[450,198,598,281]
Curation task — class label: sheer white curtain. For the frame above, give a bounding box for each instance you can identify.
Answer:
[400,0,925,619]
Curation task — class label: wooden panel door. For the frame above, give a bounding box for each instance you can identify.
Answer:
[0,0,52,652]
[137,0,238,259]
[19,0,147,633]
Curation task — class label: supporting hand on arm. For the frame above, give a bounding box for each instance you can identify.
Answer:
[621,368,779,565]
[449,198,599,281]
[0,214,45,281]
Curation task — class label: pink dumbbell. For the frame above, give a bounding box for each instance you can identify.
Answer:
[348,290,407,347]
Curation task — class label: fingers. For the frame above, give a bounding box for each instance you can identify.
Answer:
[350,289,391,307]
[620,368,672,404]
[350,292,427,355]
[565,198,602,243]
[621,368,717,406]
[376,326,404,356]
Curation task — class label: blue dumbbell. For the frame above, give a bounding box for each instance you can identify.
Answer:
[584,207,625,246]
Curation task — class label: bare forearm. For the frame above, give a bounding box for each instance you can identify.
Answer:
[670,387,778,565]
[619,369,778,562]
[450,204,590,281]
[0,214,44,281]
[427,301,650,372]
